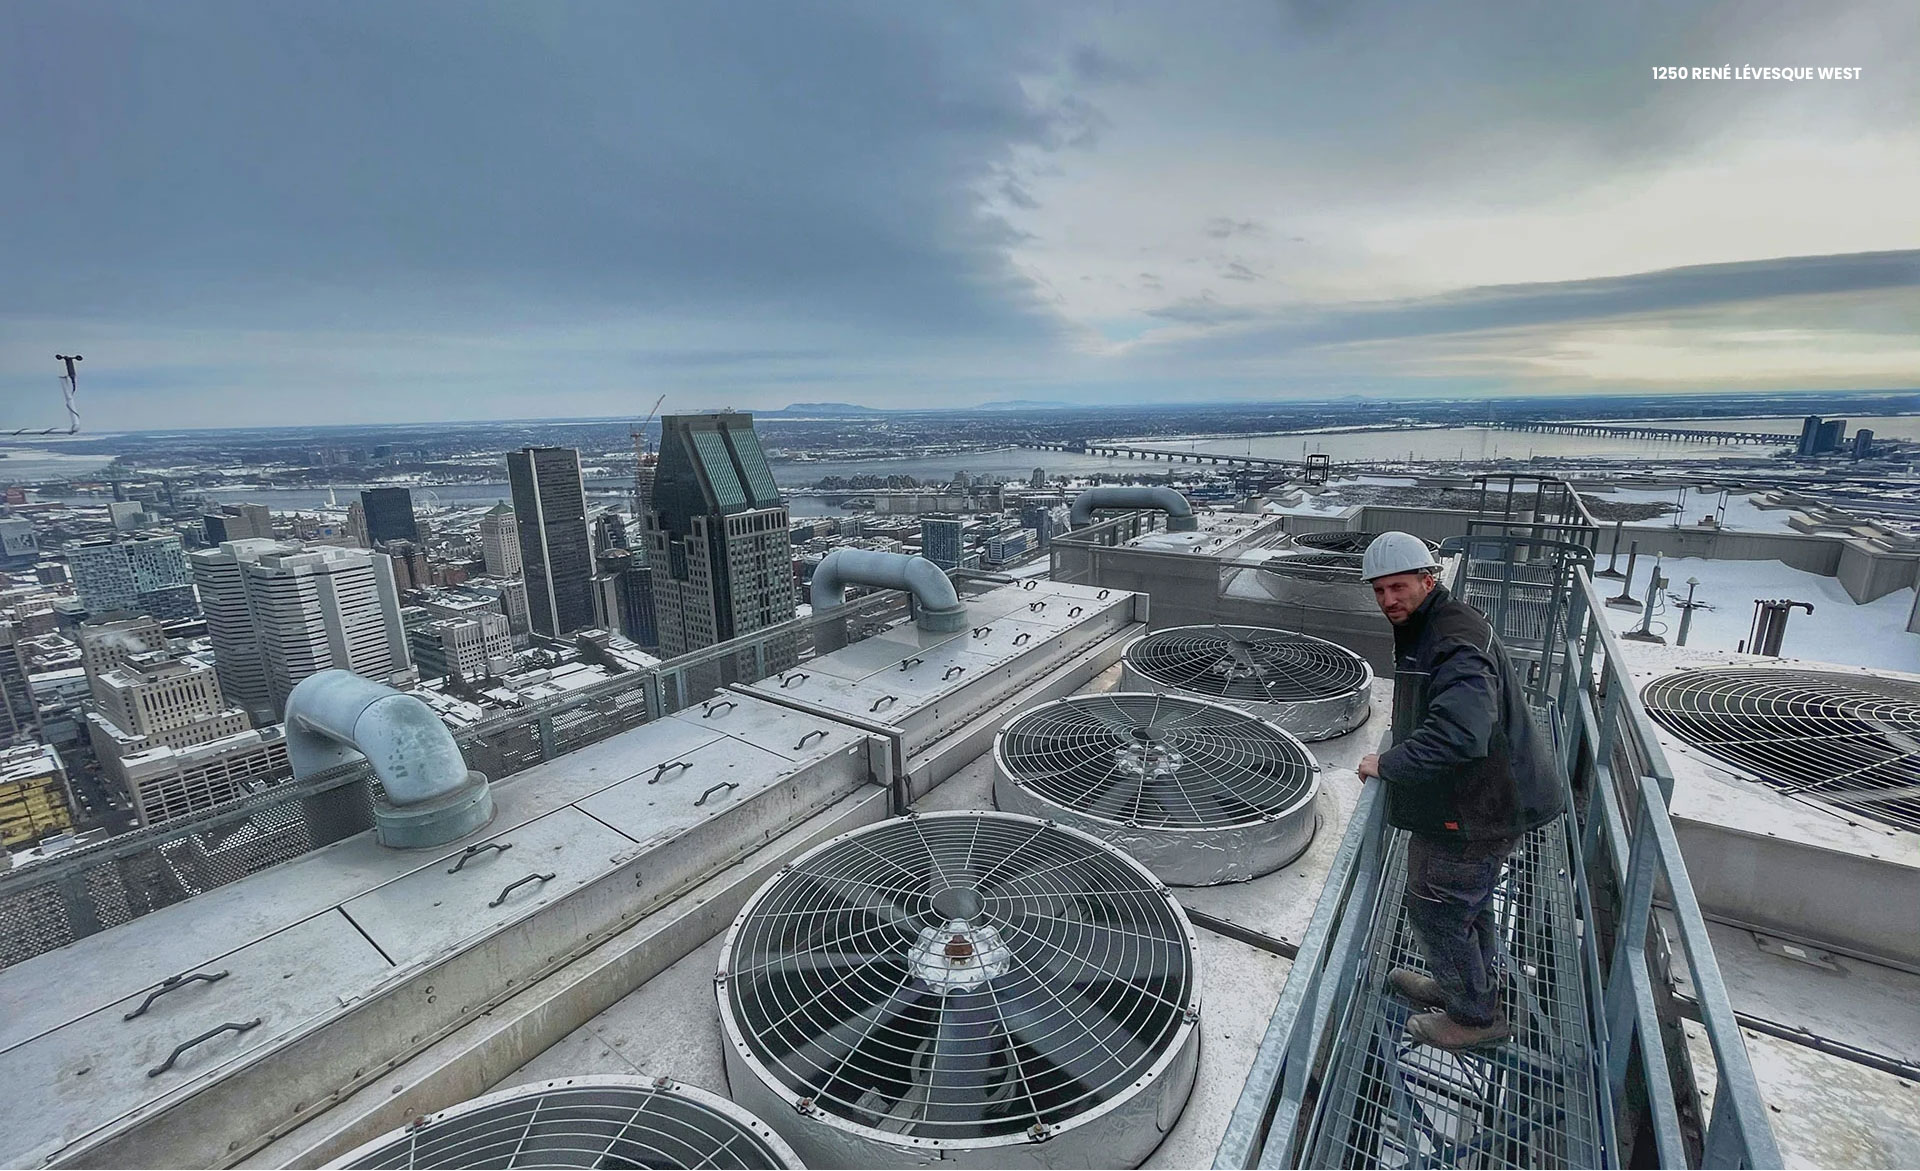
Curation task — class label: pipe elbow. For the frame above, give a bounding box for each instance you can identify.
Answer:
[1070,486,1199,531]
[285,670,471,807]
[811,549,966,633]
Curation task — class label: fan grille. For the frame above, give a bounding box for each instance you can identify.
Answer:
[1292,530,1380,555]
[1642,667,1920,834]
[1261,550,1366,577]
[1125,625,1368,703]
[720,813,1196,1145]
[333,1078,799,1169]
[997,693,1316,829]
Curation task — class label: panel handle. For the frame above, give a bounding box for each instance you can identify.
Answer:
[779,671,809,688]
[489,872,556,908]
[794,728,829,750]
[971,626,991,638]
[148,1019,262,1077]
[869,694,898,712]
[701,699,737,718]
[694,781,740,807]
[943,665,966,680]
[648,760,692,784]
[1068,606,1083,617]
[899,657,923,670]
[123,971,229,1021]
[447,841,513,873]
[1013,632,1031,646]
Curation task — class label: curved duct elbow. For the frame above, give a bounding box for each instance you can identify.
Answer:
[1070,486,1199,532]
[810,549,968,633]
[286,670,494,849]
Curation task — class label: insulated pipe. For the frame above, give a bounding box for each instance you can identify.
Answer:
[286,670,494,849]
[1069,486,1199,532]
[810,549,968,633]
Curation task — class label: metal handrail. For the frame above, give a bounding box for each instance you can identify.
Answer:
[1215,536,1779,1169]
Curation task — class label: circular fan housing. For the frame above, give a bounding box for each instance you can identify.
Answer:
[1642,666,1920,834]
[1291,530,1440,558]
[994,692,1321,885]
[1119,625,1372,741]
[327,1076,803,1170]
[716,811,1200,1169]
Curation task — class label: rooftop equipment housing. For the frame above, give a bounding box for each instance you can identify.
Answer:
[993,692,1321,884]
[0,691,888,1170]
[715,810,1201,1168]
[1117,624,1372,741]
[739,578,1145,797]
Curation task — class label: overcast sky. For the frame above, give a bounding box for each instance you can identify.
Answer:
[3,1,1916,429]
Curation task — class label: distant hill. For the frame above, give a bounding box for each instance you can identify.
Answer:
[972,399,1079,411]
[767,402,886,416]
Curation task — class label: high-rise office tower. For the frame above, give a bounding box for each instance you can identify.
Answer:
[345,500,371,548]
[360,487,419,545]
[507,447,595,638]
[479,503,521,578]
[189,539,413,722]
[0,621,36,745]
[643,413,794,663]
[202,504,273,545]
[920,516,964,569]
[67,535,199,620]
[595,548,658,649]
[77,612,171,702]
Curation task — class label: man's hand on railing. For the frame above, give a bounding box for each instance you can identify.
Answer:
[1358,753,1381,781]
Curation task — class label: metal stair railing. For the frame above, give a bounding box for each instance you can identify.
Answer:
[1215,533,1779,1169]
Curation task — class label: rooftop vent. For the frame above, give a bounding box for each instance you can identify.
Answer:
[1119,624,1371,741]
[1643,666,1920,834]
[716,811,1199,1168]
[994,693,1320,884]
[327,1076,802,1169]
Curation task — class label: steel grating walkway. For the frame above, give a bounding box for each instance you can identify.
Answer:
[1300,817,1604,1168]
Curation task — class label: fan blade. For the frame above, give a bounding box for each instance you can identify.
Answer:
[780,980,933,1089]
[993,980,1151,1100]
[923,993,1009,1127]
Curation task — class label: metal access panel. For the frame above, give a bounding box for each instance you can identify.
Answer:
[740,579,1141,765]
[0,910,390,1170]
[340,807,634,967]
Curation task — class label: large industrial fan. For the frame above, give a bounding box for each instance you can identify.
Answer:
[1642,666,1920,834]
[993,692,1321,884]
[1289,529,1382,556]
[1119,624,1371,740]
[716,811,1201,1169]
[327,1076,804,1169]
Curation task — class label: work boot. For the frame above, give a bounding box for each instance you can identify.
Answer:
[1407,1009,1512,1051]
[1387,968,1447,1009]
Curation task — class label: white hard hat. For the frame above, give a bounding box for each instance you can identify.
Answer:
[1361,531,1440,582]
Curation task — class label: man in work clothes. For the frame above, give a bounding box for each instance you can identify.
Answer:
[1354,532,1567,1050]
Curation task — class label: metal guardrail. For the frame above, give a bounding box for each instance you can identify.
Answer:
[0,589,915,969]
[1215,534,1779,1169]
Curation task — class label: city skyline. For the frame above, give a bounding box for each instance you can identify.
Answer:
[2,3,1915,429]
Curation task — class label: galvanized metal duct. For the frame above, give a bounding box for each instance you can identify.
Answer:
[286,670,494,849]
[1070,486,1200,531]
[810,548,968,633]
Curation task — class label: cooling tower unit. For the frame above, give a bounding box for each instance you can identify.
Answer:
[1642,665,1920,834]
[993,693,1320,884]
[1118,624,1371,741]
[328,1076,804,1169]
[716,811,1201,1169]
[1288,529,1381,556]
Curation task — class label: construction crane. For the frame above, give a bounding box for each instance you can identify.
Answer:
[7,354,83,436]
[632,394,666,525]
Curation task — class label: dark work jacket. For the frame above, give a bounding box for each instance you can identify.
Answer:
[1378,585,1566,841]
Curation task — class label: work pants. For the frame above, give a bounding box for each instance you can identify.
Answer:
[1403,832,1517,1027]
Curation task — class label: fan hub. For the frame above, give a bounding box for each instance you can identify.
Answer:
[908,918,1013,993]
